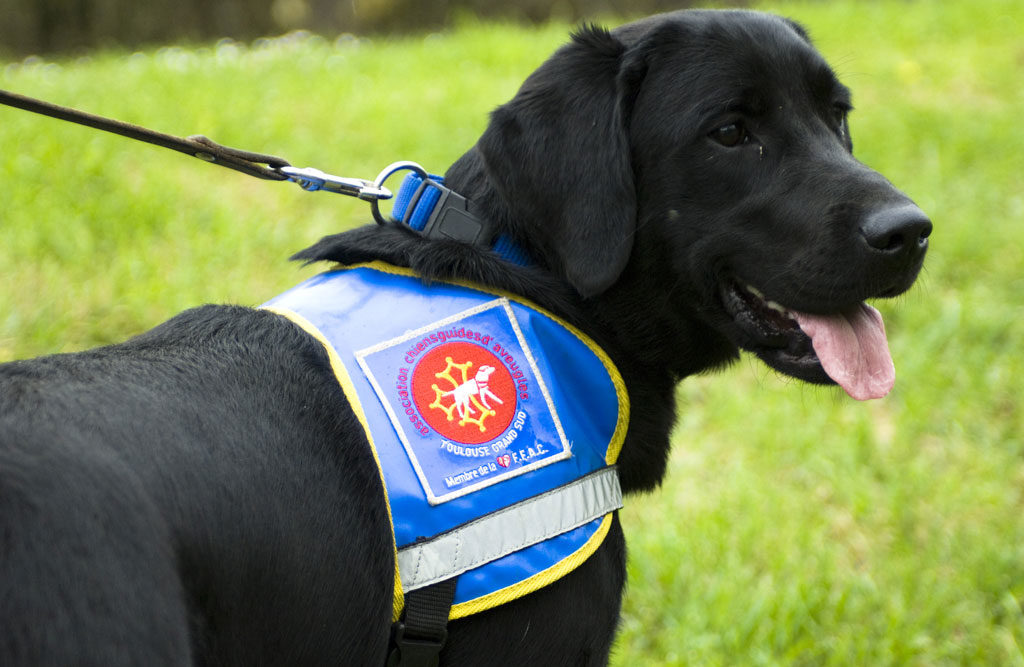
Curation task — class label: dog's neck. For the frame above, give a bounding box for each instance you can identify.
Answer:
[442,150,742,492]
[291,155,736,494]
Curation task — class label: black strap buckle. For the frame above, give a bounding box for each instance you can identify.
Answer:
[387,621,448,667]
[385,579,457,667]
[367,162,494,247]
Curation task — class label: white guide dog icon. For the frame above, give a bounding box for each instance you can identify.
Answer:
[445,365,504,420]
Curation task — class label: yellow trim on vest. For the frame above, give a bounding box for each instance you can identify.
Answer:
[447,512,615,621]
[262,305,405,622]
[334,261,630,466]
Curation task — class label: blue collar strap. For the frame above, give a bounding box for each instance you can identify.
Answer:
[391,171,531,267]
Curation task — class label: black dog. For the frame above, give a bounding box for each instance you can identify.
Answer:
[0,9,929,666]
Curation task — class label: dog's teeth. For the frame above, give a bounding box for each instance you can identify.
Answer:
[744,284,765,299]
[740,283,793,318]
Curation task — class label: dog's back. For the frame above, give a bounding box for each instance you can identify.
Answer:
[0,306,394,664]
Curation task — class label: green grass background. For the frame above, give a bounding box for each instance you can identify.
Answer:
[2,0,1022,663]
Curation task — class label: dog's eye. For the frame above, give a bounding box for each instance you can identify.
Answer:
[834,108,847,124]
[832,105,851,134]
[710,122,749,147]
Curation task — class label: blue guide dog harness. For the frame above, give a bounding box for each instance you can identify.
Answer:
[263,262,627,621]
[261,172,627,665]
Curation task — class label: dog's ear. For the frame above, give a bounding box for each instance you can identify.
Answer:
[477,25,642,298]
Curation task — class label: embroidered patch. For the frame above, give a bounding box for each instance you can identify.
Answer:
[357,298,571,504]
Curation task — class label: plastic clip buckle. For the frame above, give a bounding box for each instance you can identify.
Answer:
[401,178,493,246]
[386,621,447,667]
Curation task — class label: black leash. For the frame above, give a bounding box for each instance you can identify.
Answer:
[0,87,407,202]
[0,88,291,181]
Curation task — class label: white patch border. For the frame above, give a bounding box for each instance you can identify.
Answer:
[356,297,572,505]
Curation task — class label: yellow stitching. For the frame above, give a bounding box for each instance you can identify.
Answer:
[261,306,405,622]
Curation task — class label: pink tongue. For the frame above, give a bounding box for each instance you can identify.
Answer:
[793,304,895,400]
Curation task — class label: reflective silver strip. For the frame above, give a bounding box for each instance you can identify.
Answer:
[397,466,622,593]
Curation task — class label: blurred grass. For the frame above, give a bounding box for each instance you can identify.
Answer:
[2,0,1023,664]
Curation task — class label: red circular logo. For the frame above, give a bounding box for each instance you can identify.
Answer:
[411,342,517,445]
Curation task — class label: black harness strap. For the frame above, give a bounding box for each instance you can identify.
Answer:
[387,579,457,667]
[0,88,290,180]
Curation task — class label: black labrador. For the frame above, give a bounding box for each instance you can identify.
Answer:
[0,9,929,666]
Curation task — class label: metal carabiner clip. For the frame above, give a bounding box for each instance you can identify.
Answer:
[278,166,393,201]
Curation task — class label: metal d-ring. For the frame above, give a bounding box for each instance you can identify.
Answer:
[370,161,429,225]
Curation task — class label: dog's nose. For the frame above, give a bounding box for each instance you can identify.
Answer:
[861,203,932,255]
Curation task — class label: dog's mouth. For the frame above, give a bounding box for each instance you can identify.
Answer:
[721,281,895,400]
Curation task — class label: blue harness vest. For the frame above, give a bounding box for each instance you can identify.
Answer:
[262,262,627,620]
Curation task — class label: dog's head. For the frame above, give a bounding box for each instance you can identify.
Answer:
[464,9,930,399]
